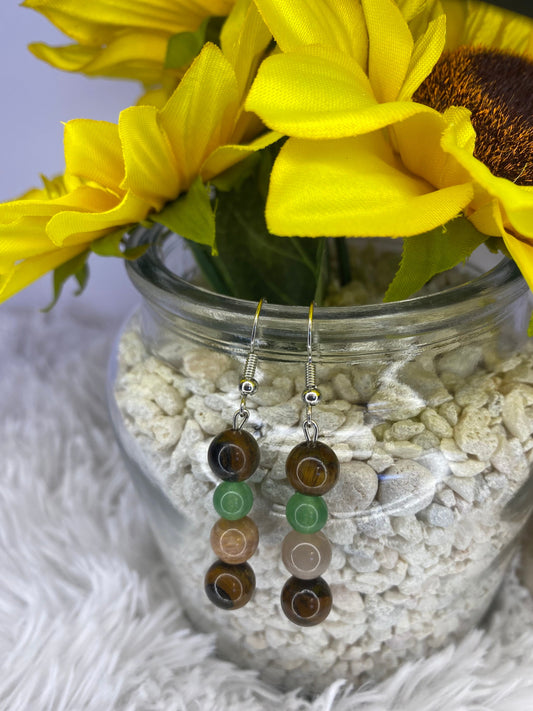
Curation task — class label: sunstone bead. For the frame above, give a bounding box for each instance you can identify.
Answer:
[205,560,255,610]
[208,428,260,482]
[286,440,339,495]
[280,576,332,626]
[281,530,332,579]
[286,492,328,534]
[213,481,254,520]
[210,516,259,564]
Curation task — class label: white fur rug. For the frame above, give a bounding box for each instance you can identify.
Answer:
[2,305,533,711]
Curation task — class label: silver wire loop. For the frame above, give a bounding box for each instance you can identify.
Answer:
[303,418,319,443]
[233,406,250,430]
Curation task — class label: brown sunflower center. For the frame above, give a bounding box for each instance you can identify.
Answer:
[414,46,533,186]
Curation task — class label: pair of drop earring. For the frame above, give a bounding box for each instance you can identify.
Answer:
[204,300,339,627]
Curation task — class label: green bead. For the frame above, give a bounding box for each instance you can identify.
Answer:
[286,493,328,534]
[213,482,253,520]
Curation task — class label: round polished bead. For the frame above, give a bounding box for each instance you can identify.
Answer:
[285,440,339,495]
[208,428,260,482]
[280,576,332,626]
[286,492,328,534]
[210,516,259,564]
[205,560,255,610]
[281,530,332,579]
[213,482,253,520]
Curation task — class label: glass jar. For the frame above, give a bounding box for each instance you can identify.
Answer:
[107,227,533,694]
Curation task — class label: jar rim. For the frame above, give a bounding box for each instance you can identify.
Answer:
[126,225,525,322]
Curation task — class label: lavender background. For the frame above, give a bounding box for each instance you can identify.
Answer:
[0,3,140,317]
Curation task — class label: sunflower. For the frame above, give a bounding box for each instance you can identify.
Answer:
[0,2,276,303]
[23,0,235,90]
[246,0,533,295]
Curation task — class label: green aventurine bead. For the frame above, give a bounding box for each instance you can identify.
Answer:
[213,482,253,520]
[286,492,328,534]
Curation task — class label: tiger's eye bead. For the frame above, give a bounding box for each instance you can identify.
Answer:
[205,560,255,610]
[280,576,332,626]
[210,516,259,564]
[208,429,260,482]
[281,530,332,579]
[286,440,339,495]
[213,482,253,520]
[286,492,328,534]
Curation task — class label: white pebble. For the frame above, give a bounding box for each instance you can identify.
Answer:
[328,461,378,514]
[378,460,436,516]
[368,381,425,421]
[454,406,499,459]
[419,504,454,528]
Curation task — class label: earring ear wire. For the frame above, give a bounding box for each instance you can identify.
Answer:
[204,298,265,610]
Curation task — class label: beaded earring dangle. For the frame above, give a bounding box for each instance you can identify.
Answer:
[204,299,265,611]
[281,303,339,626]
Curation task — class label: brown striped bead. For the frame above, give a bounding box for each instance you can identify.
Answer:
[208,429,260,482]
[210,516,259,564]
[281,576,332,626]
[286,440,339,495]
[205,560,255,610]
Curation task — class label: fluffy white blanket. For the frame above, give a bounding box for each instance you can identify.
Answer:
[2,305,533,711]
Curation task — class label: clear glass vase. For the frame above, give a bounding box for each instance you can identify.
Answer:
[107,226,533,693]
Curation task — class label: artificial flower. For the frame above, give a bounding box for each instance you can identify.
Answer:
[246,0,533,292]
[23,0,235,86]
[0,12,276,303]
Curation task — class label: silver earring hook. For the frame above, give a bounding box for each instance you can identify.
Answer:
[234,298,266,430]
[249,297,264,355]
[303,302,320,443]
[307,301,314,361]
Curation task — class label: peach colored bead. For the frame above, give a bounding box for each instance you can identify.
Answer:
[210,516,259,564]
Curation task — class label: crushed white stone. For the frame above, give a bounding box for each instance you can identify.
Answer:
[113,316,533,694]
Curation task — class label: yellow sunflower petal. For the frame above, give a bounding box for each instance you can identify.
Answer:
[221,0,272,99]
[64,119,125,191]
[393,109,471,190]
[266,135,473,237]
[0,243,88,303]
[502,232,533,295]
[119,105,181,209]
[159,43,239,189]
[46,191,150,246]
[399,13,446,100]
[0,217,54,267]
[246,46,434,138]
[29,31,170,83]
[252,0,368,66]
[0,185,118,223]
[362,0,414,102]
[201,130,282,181]
[442,0,533,56]
[441,107,533,238]
[22,0,233,44]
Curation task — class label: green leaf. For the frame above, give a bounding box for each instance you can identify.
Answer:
[205,171,325,304]
[91,226,148,260]
[528,311,533,338]
[152,177,216,249]
[164,17,224,70]
[384,216,488,302]
[165,19,208,69]
[211,152,262,192]
[42,249,90,312]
